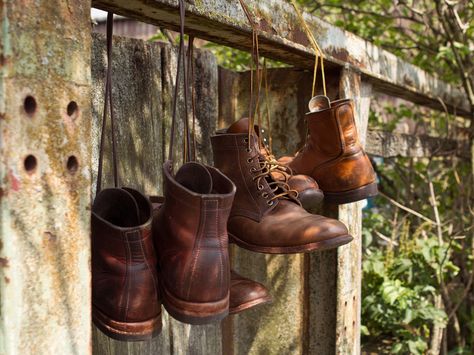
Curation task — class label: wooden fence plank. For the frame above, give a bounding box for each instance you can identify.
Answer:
[0,1,92,353]
[335,69,372,355]
[91,0,470,117]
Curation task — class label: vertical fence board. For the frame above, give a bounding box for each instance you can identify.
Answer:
[335,69,372,355]
[0,1,92,354]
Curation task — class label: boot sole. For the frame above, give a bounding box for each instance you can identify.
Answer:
[324,182,378,205]
[229,233,353,254]
[92,305,162,341]
[161,283,229,325]
[229,294,272,315]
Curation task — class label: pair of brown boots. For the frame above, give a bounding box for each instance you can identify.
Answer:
[91,170,269,341]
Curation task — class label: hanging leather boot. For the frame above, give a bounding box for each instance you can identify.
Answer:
[92,187,161,341]
[282,98,378,204]
[226,117,324,211]
[229,270,271,315]
[153,161,236,324]
[149,196,272,316]
[211,128,352,254]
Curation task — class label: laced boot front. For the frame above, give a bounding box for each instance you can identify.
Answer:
[211,128,353,254]
[227,117,324,211]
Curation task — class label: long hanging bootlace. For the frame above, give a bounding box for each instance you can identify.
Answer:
[238,0,299,204]
[96,12,119,196]
[168,0,193,164]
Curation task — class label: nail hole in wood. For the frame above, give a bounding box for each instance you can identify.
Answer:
[67,101,79,118]
[24,155,37,173]
[24,96,37,116]
[67,155,79,174]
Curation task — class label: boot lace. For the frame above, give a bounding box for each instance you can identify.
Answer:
[246,140,300,206]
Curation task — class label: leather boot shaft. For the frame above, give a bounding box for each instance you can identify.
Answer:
[211,133,278,221]
[154,160,235,324]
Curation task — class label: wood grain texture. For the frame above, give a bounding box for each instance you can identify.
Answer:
[366,130,470,159]
[91,0,470,117]
[335,69,372,355]
[0,1,92,353]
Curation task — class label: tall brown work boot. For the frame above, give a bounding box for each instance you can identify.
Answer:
[283,98,378,204]
[227,117,324,211]
[211,128,352,254]
[153,161,235,324]
[92,187,161,341]
[149,196,272,316]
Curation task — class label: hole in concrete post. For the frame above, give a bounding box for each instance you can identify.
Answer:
[67,156,79,174]
[67,101,79,118]
[24,96,37,116]
[24,155,37,173]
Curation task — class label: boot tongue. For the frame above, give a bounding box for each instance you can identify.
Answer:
[308,95,331,113]
[175,162,213,194]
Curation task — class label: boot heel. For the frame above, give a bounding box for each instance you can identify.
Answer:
[92,305,162,341]
[324,182,378,205]
[161,284,229,325]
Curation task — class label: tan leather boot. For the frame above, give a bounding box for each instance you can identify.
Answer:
[211,129,352,254]
[283,98,377,204]
[226,117,324,211]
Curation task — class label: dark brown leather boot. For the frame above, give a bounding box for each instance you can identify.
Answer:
[211,128,352,254]
[229,270,271,315]
[226,117,324,211]
[283,98,378,204]
[153,161,235,324]
[150,196,272,317]
[92,187,161,341]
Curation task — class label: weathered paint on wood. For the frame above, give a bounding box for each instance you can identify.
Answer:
[91,34,222,354]
[0,0,92,354]
[91,0,470,117]
[335,69,372,355]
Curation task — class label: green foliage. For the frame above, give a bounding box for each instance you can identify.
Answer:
[361,153,473,353]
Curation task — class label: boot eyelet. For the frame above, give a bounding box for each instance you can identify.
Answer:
[267,200,274,206]
[250,167,257,173]
[257,185,264,190]
[243,138,249,143]
[247,158,253,163]
[262,192,269,198]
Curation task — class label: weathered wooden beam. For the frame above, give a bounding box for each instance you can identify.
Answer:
[0,0,92,354]
[366,130,471,159]
[91,0,470,117]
